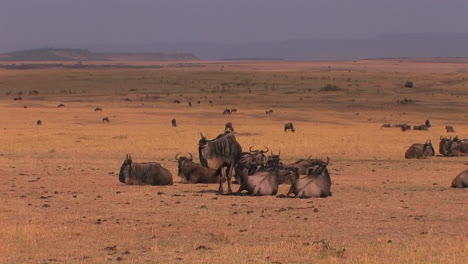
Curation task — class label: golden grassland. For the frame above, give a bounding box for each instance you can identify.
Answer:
[0,59,467,263]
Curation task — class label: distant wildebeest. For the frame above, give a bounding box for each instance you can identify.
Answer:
[223,109,232,115]
[425,120,431,127]
[119,154,173,185]
[266,109,273,115]
[57,103,65,108]
[197,101,201,104]
[225,122,234,132]
[13,97,22,101]
[240,152,283,196]
[404,81,413,88]
[381,123,392,128]
[209,100,213,105]
[171,118,177,127]
[23,105,28,108]
[284,122,295,133]
[401,124,411,132]
[94,107,102,112]
[285,156,327,175]
[405,140,435,159]
[413,125,429,130]
[36,120,42,125]
[102,117,110,123]
[188,102,192,107]
[230,109,237,113]
[287,158,332,198]
[446,125,456,133]
[172,99,180,104]
[451,170,468,188]
[175,153,220,183]
[198,131,242,194]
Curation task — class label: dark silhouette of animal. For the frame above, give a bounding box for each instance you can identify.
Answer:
[225,122,234,132]
[223,109,231,115]
[36,120,42,125]
[188,102,192,107]
[401,124,411,132]
[446,125,455,133]
[209,100,213,105]
[405,140,435,159]
[404,81,413,88]
[171,118,177,127]
[425,120,431,127]
[235,146,270,188]
[287,158,332,198]
[413,125,429,130]
[198,131,242,194]
[23,105,28,108]
[57,103,65,108]
[13,97,22,101]
[94,107,102,112]
[240,152,283,196]
[175,153,220,183]
[102,117,110,123]
[451,170,468,188]
[381,123,392,128]
[266,109,273,114]
[118,154,173,185]
[450,136,468,156]
[439,136,453,156]
[230,109,237,113]
[284,122,295,133]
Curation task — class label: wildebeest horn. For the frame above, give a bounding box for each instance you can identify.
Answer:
[308,155,313,160]
[188,152,193,161]
[263,146,269,153]
[249,146,254,152]
[175,152,180,160]
[278,150,281,156]
[126,154,130,160]
[326,156,330,164]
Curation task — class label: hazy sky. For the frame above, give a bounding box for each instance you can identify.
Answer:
[1,0,467,47]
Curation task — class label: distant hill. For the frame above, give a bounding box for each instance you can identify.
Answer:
[0,48,199,61]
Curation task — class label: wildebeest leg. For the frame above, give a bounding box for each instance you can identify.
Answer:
[286,184,294,196]
[236,168,247,193]
[218,167,225,194]
[226,164,235,194]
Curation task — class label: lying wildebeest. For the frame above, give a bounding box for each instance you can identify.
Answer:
[284,122,295,133]
[285,156,327,175]
[102,117,110,123]
[223,109,231,115]
[439,136,453,156]
[36,120,42,125]
[175,153,220,183]
[451,170,468,188]
[401,124,411,132]
[94,107,102,112]
[119,154,173,185]
[266,109,273,115]
[57,103,65,108]
[225,122,234,132]
[381,123,392,128]
[413,125,429,130]
[446,125,455,133]
[173,99,180,104]
[235,146,270,188]
[240,152,283,196]
[172,118,177,127]
[405,140,435,159]
[287,158,332,198]
[450,136,468,156]
[198,131,242,194]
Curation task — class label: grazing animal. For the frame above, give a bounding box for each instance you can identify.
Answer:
[188,102,192,107]
[451,170,468,188]
[13,97,22,101]
[241,152,283,196]
[57,103,65,108]
[102,117,110,123]
[118,154,173,185]
[284,122,295,133]
[413,125,429,130]
[175,153,220,183]
[225,122,234,132]
[266,109,273,115]
[230,109,237,113]
[401,124,411,132]
[223,109,232,115]
[36,120,42,125]
[405,140,435,159]
[287,158,332,198]
[446,125,455,133]
[198,131,242,194]
[171,118,177,127]
[94,107,102,111]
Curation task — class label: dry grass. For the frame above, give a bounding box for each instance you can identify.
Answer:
[0,60,467,263]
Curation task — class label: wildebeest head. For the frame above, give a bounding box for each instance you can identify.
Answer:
[119,154,133,183]
[175,152,193,176]
[306,157,330,176]
[423,140,435,157]
[439,135,452,156]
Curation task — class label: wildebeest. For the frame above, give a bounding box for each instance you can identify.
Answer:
[451,170,468,188]
[231,109,237,113]
[102,117,110,123]
[285,156,326,175]
[172,118,177,127]
[287,158,332,198]
[446,125,456,133]
[223,109,232,115]
[405,140,435,159]
[413,125,429,130]
[235,146,270,189]
[197,101,201,104]
[284,122,295,133]
[175,153,220,183]
[118,154,173,185]
[57,103,65,108]
[13,97,22,101]
[209,100,213,105]
[198,131,242,194]
[173,99,180,104]
[439,136,453,156]
[240,152,283,196]
[450,136,468,156]
[225,122,234,132]
[188,102,192,107]
[94,107,102,112]
[401,124,411,132]
[404,81,413,88]
[36,120,42,125]
[425,120,431,127]
[381,123,392,128]
[266,109,273,115]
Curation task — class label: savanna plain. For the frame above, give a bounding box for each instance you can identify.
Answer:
[0,59,467,264]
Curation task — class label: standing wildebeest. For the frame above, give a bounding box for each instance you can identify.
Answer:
[171,118,177,127]
[287,158,332,198]
[266,109,273,115]
[36,120,42,125]
[425,120,431,127]
[284,122,295,133]
[57,103,65,108]
[225,122,234,132]
[119,154,173,185]
[241,152,283,196]
[405,140,435,159]
[446,125,456,133]
[188,102,192,107]
[175,153,220,183]
[451,170,468,188]
[198,131,242,194]
[209,100,213,105]
[223,109,232,115]
[94,107,102,112]
[102,117,110,123]
[197,101,201,104]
